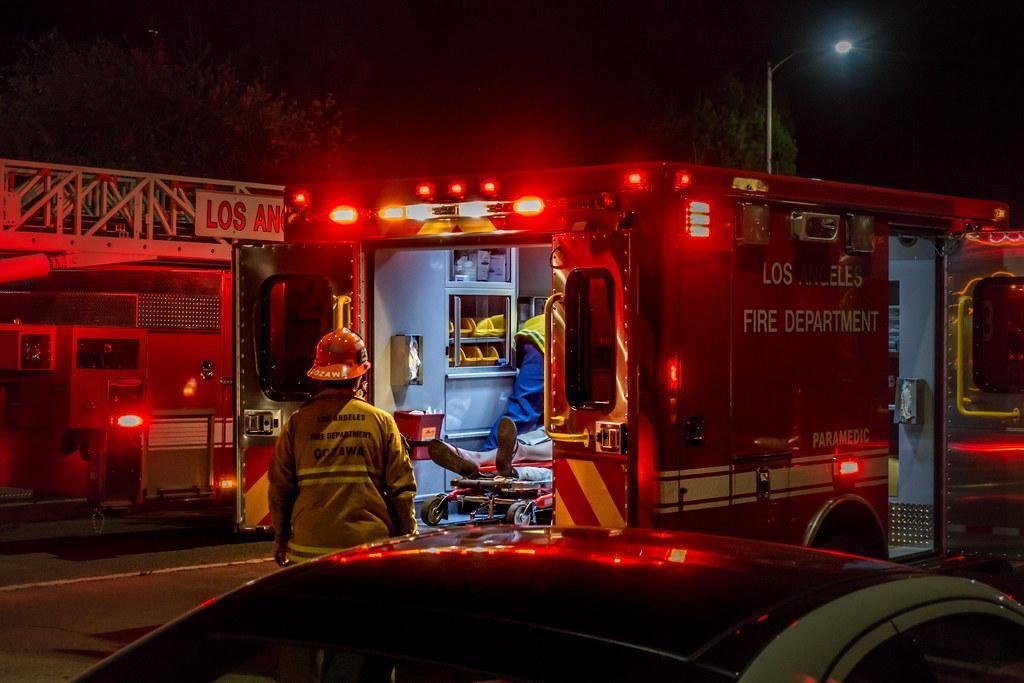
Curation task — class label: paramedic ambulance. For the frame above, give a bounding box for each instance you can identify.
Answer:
[234,161,1023,560]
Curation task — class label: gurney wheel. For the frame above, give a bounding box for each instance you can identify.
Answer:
[421,493,449,526]
[506,500,536,526]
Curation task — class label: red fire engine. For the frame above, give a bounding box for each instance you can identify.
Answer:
[235,161,1024,560]
[0,159,281,511]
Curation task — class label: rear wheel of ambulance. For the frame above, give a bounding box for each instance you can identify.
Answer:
[420,494,449,526]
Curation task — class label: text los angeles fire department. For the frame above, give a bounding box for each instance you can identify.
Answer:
[743,259,880,334]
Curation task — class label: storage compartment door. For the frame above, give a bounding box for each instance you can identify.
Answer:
[946,231,1024,556]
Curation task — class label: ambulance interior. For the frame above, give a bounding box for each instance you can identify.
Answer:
[888,232,938,558]
[370,245,552,503]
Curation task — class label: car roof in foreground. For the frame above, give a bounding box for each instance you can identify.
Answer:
[248,526,915,657]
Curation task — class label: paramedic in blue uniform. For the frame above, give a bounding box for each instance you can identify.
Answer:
[428,315,551,481]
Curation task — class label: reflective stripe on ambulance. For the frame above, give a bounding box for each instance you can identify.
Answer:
[554,457,627,528]
[654,447,890,514]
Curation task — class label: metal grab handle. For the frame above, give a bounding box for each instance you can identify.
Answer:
[334,294,352,330]
[956,296,1020,422]
[544,293,591,446]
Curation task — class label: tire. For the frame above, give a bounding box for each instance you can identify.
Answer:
[420,494,449,526]
[505,500,536,526]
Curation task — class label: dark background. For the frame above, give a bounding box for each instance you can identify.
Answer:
[2,1,1022,211]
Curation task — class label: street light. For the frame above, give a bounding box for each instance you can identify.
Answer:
[766,40,853,174]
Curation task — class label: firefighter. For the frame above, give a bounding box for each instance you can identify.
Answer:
[269,328,417,566]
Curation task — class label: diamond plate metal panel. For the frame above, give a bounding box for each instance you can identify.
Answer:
[137,293,220,331]
[889,502,933,546]
[0,291,136,326]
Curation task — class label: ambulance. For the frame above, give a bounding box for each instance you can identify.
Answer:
[234,161,1022,559]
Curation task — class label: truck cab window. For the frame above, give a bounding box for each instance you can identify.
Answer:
[261,275,334,401]
[973,276,1024,393]
[565,269,616,409]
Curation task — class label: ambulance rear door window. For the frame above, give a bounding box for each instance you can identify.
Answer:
[261,275,334,401]
[973,276,1024,393]
[565,269,616,409]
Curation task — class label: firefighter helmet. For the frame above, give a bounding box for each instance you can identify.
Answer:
[307,328,371,381]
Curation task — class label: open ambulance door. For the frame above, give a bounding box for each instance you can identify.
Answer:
[234,242,356,530]
[945,230,1024,557]
[546,231,633,528]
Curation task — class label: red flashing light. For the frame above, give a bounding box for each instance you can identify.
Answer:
[116,414,144,428]
[675,170,693,188]
[448,181,466,198]
[480,179,499,196]
[415,182,435,199]
[686,200,711,238]
[289,190,310,208]
[329,205,359,225]
[668,358,680,390]
[513,196,545,217]
[627,171,645,186]
[836,459,860,476]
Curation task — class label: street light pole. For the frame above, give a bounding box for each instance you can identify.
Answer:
[766,41,853,175]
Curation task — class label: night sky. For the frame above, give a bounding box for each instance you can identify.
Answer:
[3,1,1023,212]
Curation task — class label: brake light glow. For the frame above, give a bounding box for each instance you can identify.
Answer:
[415,183,435,199]
[627,171,645,186]
[379,206,405,220]
[513,196,545,216]
[329,205,359,224]
[480,179,499,196]
[116,414,144,428]
[675,171,693,188]
[686,201,711,237]
[447,181,466,198]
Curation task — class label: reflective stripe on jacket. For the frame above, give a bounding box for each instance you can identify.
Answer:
[269,390,417,561]
[514,314,545,355]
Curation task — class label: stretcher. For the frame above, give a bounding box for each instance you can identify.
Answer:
[419,462,553,527]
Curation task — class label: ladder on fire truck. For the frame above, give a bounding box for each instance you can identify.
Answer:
[0,159,282,280]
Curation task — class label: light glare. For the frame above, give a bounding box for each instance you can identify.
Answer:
[835,40,853,54]
[513,196,545,216]
[329,205,358,224]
